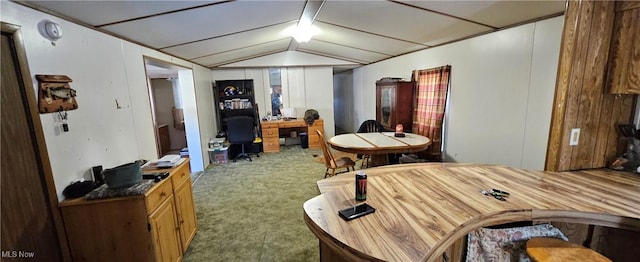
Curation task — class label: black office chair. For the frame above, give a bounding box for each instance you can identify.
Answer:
[226,116,256,162]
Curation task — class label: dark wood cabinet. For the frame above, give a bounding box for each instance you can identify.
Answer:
[375,78,415,132]
[158,124,170,155]
[214,79,258,132]
[607,1,640,94]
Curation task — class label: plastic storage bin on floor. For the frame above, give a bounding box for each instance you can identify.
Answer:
[208,147,229,164]
[300,132,309,149]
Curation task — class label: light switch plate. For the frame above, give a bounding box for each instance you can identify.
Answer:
[570,128,580,146]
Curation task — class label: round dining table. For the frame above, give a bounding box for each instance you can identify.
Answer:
[327,132,431,166]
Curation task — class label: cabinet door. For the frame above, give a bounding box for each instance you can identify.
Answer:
[174,179,198,253]
[608,2,640,94]
[149,196,182,262]
[377,85,396,130]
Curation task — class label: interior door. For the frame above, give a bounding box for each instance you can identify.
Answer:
[1,23,65,261]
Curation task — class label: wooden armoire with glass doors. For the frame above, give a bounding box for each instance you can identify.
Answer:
[375,78,415,133]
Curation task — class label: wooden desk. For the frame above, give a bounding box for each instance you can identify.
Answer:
[261,119,323,152]
[303,164,640,262]
[328,132,431,166]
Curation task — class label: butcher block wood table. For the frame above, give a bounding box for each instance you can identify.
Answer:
[328,132,431,166]
[303,164,640,262]
[328,132,431,155]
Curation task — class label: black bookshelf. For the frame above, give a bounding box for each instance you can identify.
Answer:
[213,79,258,132]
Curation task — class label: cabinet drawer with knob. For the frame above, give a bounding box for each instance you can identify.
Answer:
[145,179,173,215]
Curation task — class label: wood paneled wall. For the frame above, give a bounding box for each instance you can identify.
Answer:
[546,0,636,171]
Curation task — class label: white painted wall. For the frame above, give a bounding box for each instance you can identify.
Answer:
[304,67,335,138]
[212,67,335,138]
[178,70,204,172]
[192,65,217,169]
[1,2,214,200]
[336,16,564,170]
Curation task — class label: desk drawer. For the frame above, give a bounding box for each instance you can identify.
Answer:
[307,125,322,134]
[170,162,191,189]
[261,122,279,129]
[308,133,322,149]
[281,122,304,128]
[262,127,279,138]
[262,137,280,153]
[145,180,173,214]
[307,120,323,135]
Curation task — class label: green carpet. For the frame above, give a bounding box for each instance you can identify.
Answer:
[183,146,349,262]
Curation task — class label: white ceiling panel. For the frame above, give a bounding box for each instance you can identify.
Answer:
[163,22,296,60]
[298,40,391,64]
[102,1,305,48]
[404,0,567,28]
[313,22,427,56]
[18,0,566,69]
[24,1,223,26]
[224,51,359,67]
[193,38,290,67]
[317,1,493,46]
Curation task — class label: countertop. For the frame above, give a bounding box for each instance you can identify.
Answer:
[304,164,640,262]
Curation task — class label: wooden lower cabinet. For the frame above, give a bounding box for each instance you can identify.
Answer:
[173,178,197,252]
[149,195,181,262]
[59,159,197,262]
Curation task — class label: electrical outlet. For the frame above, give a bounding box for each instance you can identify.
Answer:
[570,128,580,146]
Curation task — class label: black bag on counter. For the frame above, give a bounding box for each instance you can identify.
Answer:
[63,180,96,198]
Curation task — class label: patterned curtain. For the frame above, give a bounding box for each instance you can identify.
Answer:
[412,65,451,160]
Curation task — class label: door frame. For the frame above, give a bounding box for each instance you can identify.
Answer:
[1,22,70,261]
[143,56,187,158]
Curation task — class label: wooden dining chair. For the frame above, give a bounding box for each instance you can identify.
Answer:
[525,237,611,262]
[316,130,356,178]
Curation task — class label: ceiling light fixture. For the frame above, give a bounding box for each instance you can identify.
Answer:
[289,19,319,43]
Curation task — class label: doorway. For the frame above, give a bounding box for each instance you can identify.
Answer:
[144,57,203,171]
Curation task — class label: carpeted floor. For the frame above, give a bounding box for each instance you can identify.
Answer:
[183,146,358,262]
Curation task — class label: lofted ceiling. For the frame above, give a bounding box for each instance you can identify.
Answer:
[18,0,566,72]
